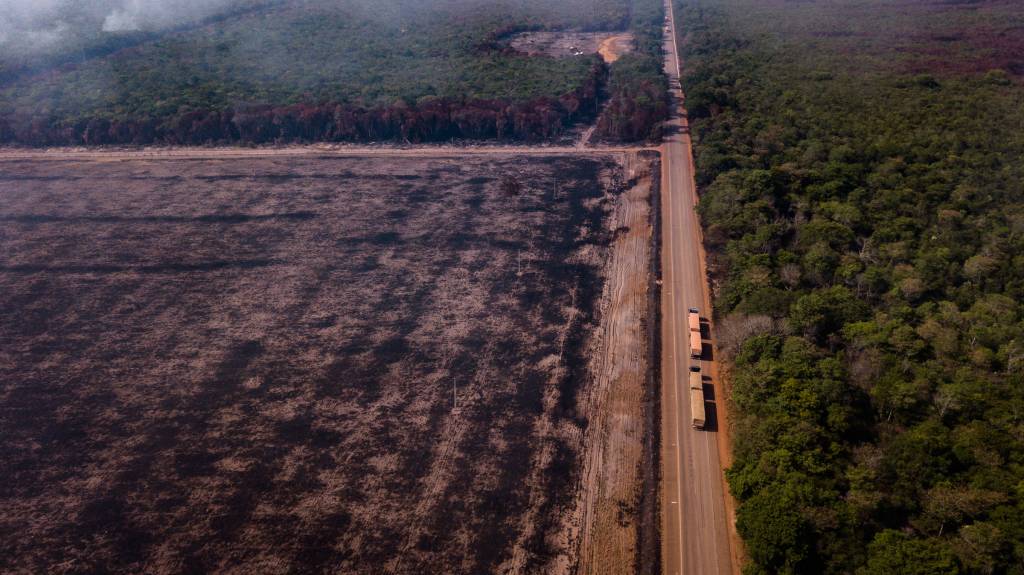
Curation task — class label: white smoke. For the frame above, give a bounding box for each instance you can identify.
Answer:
[25,22,70,48]
[0,0,244,55]
[0,0,67,52]
[102,8,140,33]
[101,0,242,33]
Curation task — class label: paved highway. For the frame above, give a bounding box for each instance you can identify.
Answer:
[659,1,737,574]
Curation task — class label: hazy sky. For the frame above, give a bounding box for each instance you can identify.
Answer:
[0,0,243,53]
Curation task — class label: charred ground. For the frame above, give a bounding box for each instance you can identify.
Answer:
[0,155,629,573]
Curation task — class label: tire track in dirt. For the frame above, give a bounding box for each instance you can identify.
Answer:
[554,151,656,575]
[384,398,473,575]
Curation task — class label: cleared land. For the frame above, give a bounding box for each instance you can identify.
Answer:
[0,152,657,574]
[598,35,635,64]
[510,31,635,63]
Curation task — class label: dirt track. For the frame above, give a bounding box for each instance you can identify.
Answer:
[574,151,659,575]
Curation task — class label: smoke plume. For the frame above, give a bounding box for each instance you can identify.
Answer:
[0,0,243,55]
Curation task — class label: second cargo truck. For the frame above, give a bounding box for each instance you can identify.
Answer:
[689,365,705,429]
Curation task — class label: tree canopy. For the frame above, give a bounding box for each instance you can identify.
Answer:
[677,0,1024,572]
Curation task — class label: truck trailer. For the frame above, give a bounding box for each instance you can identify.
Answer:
[688,307,702,358]
[689,365,705,430]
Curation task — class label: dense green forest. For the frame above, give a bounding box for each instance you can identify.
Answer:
[0,0,666,145]
[675,0,1024,573]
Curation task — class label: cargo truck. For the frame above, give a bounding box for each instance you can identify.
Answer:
[688,307,702,358]
[689,365,705,430]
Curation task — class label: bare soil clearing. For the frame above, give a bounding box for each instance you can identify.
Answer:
[510,31,634,63]
[598,34,634,64]
[0,153,655,574]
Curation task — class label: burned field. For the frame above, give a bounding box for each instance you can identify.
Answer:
[0,153,656,574]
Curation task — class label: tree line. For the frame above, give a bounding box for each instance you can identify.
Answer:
[0,69,602,146]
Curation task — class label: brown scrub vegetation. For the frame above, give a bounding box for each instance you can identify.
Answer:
[0,153,653,574]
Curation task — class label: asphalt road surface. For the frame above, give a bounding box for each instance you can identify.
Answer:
[659,1,736,574]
